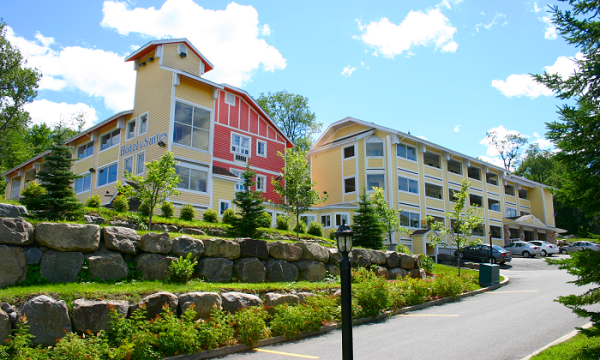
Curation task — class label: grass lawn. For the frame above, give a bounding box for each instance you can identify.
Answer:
[532,325,600,359]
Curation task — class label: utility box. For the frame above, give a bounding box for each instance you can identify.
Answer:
[479,263,500,286]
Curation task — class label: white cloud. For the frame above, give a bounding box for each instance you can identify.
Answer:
[542,16,557,40]
[354,8,457,58]
[100,0,286,86]
[341,65,356,77]
[454,125,460,132]
[478,155,505,168]
[535,138,554,150]
[437,0,463,9]
[24,99,98,129]
[475,13,507,32]
[479,125,526,157]
[533,2,541,13]
[261,24,271,36]
[360,61,370,70]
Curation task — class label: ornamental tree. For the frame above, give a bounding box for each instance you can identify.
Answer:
[371,187,409,249]
[232,166,266,238]
[352,188,385,249]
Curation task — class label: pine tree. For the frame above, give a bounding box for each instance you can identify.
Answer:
[232,166,266,238]
[351,188,385,249]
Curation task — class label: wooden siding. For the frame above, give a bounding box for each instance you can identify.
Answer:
[333,124,369,139]
[343,158,356,177]
[175,77,214,110]
[367,158,383,168]
[311,147,343,206]
[162,44,201,77]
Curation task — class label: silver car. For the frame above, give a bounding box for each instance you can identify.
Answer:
[559,241,600,254]
[503,241,542,258]
[529,241,559,257]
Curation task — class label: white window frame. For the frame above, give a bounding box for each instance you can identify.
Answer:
[256,140,267,157]
[490,225,503,239]
[219,200,231,216]
[301,214,317,225]
[97,161,119,189]
[99,129,121,153]
[321,213,332,229]
[138,112,149,136]
[126,118,137,140]
[343,145,356,160]
[231,132,251,158]
[172,99,212,153]
[423,152,441,169]
[365,139,384,157]
[343,176,356,194]
[225,92,236,106]
[506,207,517,217]
[123,155,134,175]
[256,174,266,192]
[76,141,95,161]
[175,162,210,194]
[334,212,350,227]
[425,183,443,200]
[230,168,246,192]
[488,198,501,212]
[366,172,385,192]
[400,211,421,229]
[396,143,417,162]
[398,175,419,194]
[136,150,146,175]
[74,172,91,194]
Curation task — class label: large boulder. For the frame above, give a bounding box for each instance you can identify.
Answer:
[35,223,100,252]
[368,250,387,265]
[400,254,415,270]
[180,227,206,236]
[268,241,302,262]
[0,218,34,246]
[327,248,342,265]
[171,236,204,258]
[411,269,426,279]
[150,224,178,233]
[233,257,266,283]
[0,203,28,218]
[326,264,340,277]
[26,247,43,264]
[0,245,26,288]
[375,265,389,279]
[178,292,222,320]
[236,238,269,259]
[88,252,129,281]
[264,258,298,282]
[129,292,178,320]
[263,293,299,307]
[413,254,422,269]
[0,309,10,345]
[40,251,84,283]
[140,232,171,254]
[22,295,72,346]
[350,249,371,267]
[84,215,107,225]
[296,242,329,263]
[102,227,141,255]
[221,292,263,314]
[294,260,326,282]
[204,239,240,260]
[134,254,177,281]
[72,299,129,333]
[197,257,233,282]
[388,268,409,279]
[385,251,400,268]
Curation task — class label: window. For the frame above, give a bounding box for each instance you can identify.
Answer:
[77,142,94,159]
[428,216,445,228]
[486,173,498,185]
[506,207,517,217]
[344,177,356,193]
[472,225,485,237]
[397,144,417,161]
[366,174,385,190]
[469,194,483,207]
[75,174,91,193]
[398,176,418,194]
[176,164,208,192]
[10,178,20,199]
[126,120,136,140]
[424,152,441,168]
[366,142,383,156]
[256,140,266,157]
[490,226,502,239]
[488,199,500,212]
[449,189,459,202]
[335,213,349,227]
[101,130,120,151]
[400,211,420,228]
[225,93,235,105]
[301,215,317,225]
[505,184,515,196]
[343,146,355,159]
[98,163,118,187]
[123,156,133,175]
[519,189,528,199]
[321,215,331,228]
[468,166,481,180]
[219,200,231,216]
[230,169,245,192]
[520,211,530,216]
[232,133,250,161]
[24,170,36,186]
[447,159,462,175]
[138,113,148,135]
[425,183,443,199]
[256,174,266,192]
[136,152,145,174]
[173,101,210,151]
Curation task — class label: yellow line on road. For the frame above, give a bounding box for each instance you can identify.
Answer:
[488,290,539,293]
[253,349,319,359]
[398,314,459,317]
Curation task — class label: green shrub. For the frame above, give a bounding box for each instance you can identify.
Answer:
[420,254,434,273]
[180,203,197,221]
[113,195,130,213]
[328,229,336,240]
[203,208,219,223]
[396,243,413,254]
[51,331,109,359]
[352,267,391,318]
[148,306,202,356]
[276,214,289,230]
[85,194,102,208]
[222,208,237,225]
[127,213,148,231]
[161,201,175,218]
[167,253,197,283]
[257,211,272,228]
[139,201,152,217]
[270,295,338,338]
[197,309,235,350]
[307,221,323,236]
[294,220,307,234]
[19,182,47,211]
[233,307,270,347]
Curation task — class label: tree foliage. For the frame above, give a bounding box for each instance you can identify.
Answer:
[514,144,557,185]
[352,188,385,250]
[484,130,528,171]
[371,187,409,249]
[231,166,266,238]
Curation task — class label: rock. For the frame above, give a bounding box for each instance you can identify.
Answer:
[204,239,240,260]
[72,299,129,333]
[0,203,28,217]
[22,295,72,346]
[400,254,415,270]
[388,268,409,279]
[236,238,269,259]
[297,292,316,303]
[264,258,298,282]
[178,292,222,320]
[102,227,141,255]
[375,265,389,279]
[84,215,107,225]
[327,248,342,265]
[108,220,137,229]
[88,252,129,281]
[221,292,263,314]
[180,227,206,236]
[130,292,178,320]
[268,241,302,262]
[150,224,179,233]
[0,246,26,288]
[413,254,422,269]
[263,293,299,307]
[140,232,171,254]
[296,242,329,263]
[1,303,14,314]
[385,251,400,268]
[40,251,84,283]
[234,257,266,283]
[197,257,233,282]
[205,227,225,236]
[350,249,371,267]
[25,247,43,264]
[171,236,204,258]
[368,250,387,265]
[35,223,100,252]
[134,254,177,281]
[0,310,10,345]
[326,264,340,277]
[0,218,34,246]
[294,260,326,282]
[410,269,426,279]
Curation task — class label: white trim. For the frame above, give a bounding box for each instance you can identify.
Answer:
[138,111,149,136]
[334,212,351,227]
[256,139,267,157]
[123,155,134,176]
[219,199,232,216]
[396,143,418,162]
[342,144,356,160]
[256,174,266,192]
[231,131,251,164]
[225,92,236,106]
[217,123,285,144]
[343,175,356,195]
[365,171,386,193]
[75,141,95,162]
[135,150,146,175]
[96,161,119,189]
[171,201,209,210]
[398,175,419,195]
[176,161,210,194]
[99,128,121,153]
[125,118,137,141]
[214,157,280,176]
[74,172,92,195]
[173,97,213,152]
[320,213,333,229]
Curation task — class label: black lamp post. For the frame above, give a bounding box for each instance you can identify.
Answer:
[335,219,354,360]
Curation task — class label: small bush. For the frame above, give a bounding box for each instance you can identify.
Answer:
[203,208,219,223]
[276,214,289,230]
[328,229,336,240]
[161,201,175,218]
[127,213,148,231]
[294,220,307,234]
[149,306,202,356]
[307,221,323,236]
[420,254,434,273]
[352,267,391,318]
[180,203,197,221]
[396,243,413,254]
[85,194,102,208]
[270,295,338,338]
[197,309,235,350]
[222,208,237,225]
[139,201,152,217]
[113,195,130,213]
[233,307,270,346]
[167,253,197,283]
[257,211,272,228]
[19,182,47,210]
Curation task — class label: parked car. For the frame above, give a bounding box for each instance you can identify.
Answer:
[529,241,559,257]
[503,241,542,258]
[559,241,600,254]
[454,244,512,265]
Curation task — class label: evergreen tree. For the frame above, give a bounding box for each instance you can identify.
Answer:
[232,166,266,238]
[351,188,385,250]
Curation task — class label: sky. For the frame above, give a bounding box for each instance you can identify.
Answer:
[2,0,580,168]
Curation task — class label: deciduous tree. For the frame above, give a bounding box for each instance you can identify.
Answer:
[371,187,409,249]
[484,130,528,171]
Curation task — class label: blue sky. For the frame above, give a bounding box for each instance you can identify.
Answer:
[2,0,579,167]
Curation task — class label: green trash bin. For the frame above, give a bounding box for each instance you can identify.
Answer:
[479,263,500,287]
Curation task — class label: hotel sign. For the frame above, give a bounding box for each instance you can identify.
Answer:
[120,131,168,157]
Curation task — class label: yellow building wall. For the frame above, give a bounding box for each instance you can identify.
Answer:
[175,77,214,110]
[424,166,443,178]
[74,157,93,175]
[311,147,343,206]
[343,158,356,177]
[367,158,383,168]
[212,179,236,211]
[413,235,424,255]
[426,198,445,210]
[357,140,365,193]
[98,146,119,167]
[398,193,420,206]
[162,44,201,77]
[447,173,464,184]
[333,124,369,139]
[171,191,210,207]
[544,189,555,227]
[171,147,212,164]
[529,187,546,223]
[397,158,418,172]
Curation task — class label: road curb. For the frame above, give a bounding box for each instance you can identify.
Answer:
[166,275,510,360]
[520,322,593,360]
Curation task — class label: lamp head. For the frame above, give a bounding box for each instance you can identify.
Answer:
[335,219,354,254]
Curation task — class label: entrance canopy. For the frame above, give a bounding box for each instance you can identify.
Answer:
[504,215,566,234]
